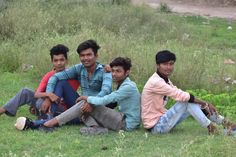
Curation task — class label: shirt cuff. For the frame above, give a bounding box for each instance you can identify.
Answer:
[87,97,92,104]
[188,94,195,103]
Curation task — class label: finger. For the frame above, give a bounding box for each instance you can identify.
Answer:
[209,107,214,115]
[76,98,81,103]
[82,106,87,113]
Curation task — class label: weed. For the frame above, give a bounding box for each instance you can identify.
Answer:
[159,2,171,13]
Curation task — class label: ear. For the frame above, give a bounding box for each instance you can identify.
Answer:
[125,70,130,76]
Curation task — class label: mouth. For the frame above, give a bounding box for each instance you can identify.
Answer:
[83,61,90,64]
[165,71,172,75]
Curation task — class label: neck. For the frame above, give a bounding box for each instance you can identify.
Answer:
[86,63,97,74]
[156,70,169,83]
[116,77,127,88]
[55,68,65,73]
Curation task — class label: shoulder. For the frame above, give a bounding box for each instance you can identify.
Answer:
[147,73,164,84]
[65,64,83,73]
[72,64,83,69]
[96,63,105,72]
[144,73,168,90]
[121,78,138,89]
[43,70,55,78]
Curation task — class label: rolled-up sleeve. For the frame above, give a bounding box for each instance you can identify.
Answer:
[88,83,132,106]
[97,72,112,97]
[46,65,81,92]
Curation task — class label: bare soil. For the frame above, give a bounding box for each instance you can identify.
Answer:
[132,0,236,20]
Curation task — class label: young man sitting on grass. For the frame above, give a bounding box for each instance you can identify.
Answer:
[141,50,236,135]
[77,57,141,134]
[0,44,79,121]
[22,57,140,134]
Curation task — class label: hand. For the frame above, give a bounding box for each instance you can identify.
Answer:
[201,103,216,116]
[47,93,59,103]
[76,96,88,103]
[207,103,217,115]
[81,102,93,114]
[41,98,51,113]
[104,64,111,73]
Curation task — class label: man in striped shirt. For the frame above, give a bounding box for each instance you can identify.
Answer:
[41,39,112,130]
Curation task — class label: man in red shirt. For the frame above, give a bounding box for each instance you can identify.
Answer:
[0,44,79,118]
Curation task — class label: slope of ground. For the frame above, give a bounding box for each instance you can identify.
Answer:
[132,0,236,20]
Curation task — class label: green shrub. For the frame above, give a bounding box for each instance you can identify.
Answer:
[159,2,171,13]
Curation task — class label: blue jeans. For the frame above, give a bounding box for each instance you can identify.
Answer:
[50,80,79,116]
[2,88,43,116]
[151,102,211,134]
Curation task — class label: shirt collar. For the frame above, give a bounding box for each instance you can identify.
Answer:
[81,62,103,70]
[156,71,169,84]
[117,77,130,89]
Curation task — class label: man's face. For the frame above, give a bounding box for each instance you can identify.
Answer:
[111,66,129,84]
[79,48,97,69]
[157,60,175,77]
[52,54,67,72]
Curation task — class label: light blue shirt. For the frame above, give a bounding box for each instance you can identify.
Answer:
[46,62,112,97]
[87,77,141,131]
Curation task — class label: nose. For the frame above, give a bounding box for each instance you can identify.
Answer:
[56,60,62,66]
[167,64,173,69]
[112,72,117,78]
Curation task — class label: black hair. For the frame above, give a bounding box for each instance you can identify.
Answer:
[50,44,69,61]
[110,57,132,72]
[76,39,100,55]
[155,50,176,64]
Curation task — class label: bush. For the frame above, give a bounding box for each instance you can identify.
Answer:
[159,3,171,13]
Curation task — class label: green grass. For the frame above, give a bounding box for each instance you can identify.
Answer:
[1,1,236,156]
[1,111,236,157]
[1,67,236,157]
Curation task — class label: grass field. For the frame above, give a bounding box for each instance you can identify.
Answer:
[0,0,236,93]
[1,0,236,156]
[0,65,236,157]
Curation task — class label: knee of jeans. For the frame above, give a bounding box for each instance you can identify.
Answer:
[57,80,68,86]
[21,88,31,94]
[172,103,187,113]
[21,88,32,95]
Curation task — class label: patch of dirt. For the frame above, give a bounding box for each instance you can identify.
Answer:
[132,0,236,20]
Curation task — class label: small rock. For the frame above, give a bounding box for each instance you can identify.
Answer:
[223,77,231,83]
[224,59,235,64]
[227,26,232,30]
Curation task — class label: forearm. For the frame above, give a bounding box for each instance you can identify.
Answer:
[34,92,49,99]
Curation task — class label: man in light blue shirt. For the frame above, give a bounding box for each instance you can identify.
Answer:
[78,57,141,134]
[40,39,113,129]
[38,57,139,134]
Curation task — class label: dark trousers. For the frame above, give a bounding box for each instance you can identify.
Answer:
[50,80,79,116]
